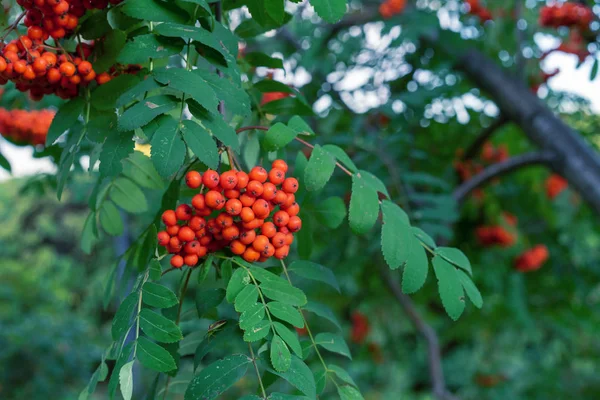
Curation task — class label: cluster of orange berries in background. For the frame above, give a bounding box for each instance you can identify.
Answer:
[476,213,517,247]
[465,0,493,22]
[0,107,54,145]
[539,2,594,30]
[350,311,370,344]
[378,0,406,19]
[545,174,568,199]
[158,160,302,268]
[514,244,549,272]
[454,141,509,183]
[260,91,290,106]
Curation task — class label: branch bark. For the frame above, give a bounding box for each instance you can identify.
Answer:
[380,267,459,400]
[453,151,556,203]
[462,116,508,160]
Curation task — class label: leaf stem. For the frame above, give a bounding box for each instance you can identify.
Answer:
[247,343,268,399]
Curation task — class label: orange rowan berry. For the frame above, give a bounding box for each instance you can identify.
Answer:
[185,171,202,188]
[222,225,240,241]
[260,243,275,258]
[252,235,270,251]
[274,245,290,259]
[169,236,181,249]
[171,255,184,268]
[243,247,261,262]
[287,216,302,232]
[53,1,69,14]
[192,193,206,210]
[27,26,44,40]
[42,52,57,67]
[268,168,285,185]
[77,61,92,77]
[65,14,79,30]
[166,225,180,236]
[184,254,199,266]
[96,72,111,84]
[59,61,76,77]
[220,170,238,189]
[157,231,170,246]
[283,193,295,208]
[283,202,300,216]
[273,210,290,227]
[188,216,206,231]
[50,28,66,39]
[271,232,287,248]
[230,240,246,255]
[224,189,240,199]
[243,219,263,230]
[83,70,96,82]
[285,233,294,245]
[197,208,212,217]
[13,60,27,75]
[17,36,32,51]
[272,159,288,173]
[202,169,220,189]
[195,228,206,239]
[252,199,270,219]
[225,198,243,215]
[205,190,225,209]
[282,177,298,193]
[175,204,193,221]
[216,213,234,228]
[184,240,201,254]
[0,58,6,73]
[240,229,257,245]
[197,246,208,257]
[236,171,249,189]
[240,193,256,207]
[247,180,264,197]
[261,222,277,238]
[32,57,48,73]
[199,236,212,246]
[47,68,61,83]
[273,191,288,205]
[249,166,268,183]
[178,226,196,242]
[240,207,255,223]
[261,182,277,200]
[162,209,178,226]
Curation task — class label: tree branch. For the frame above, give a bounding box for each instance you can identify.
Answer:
[380,267,459,400]
[453,151,556,203]
[462,115,508,160]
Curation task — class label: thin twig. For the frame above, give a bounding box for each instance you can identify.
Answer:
[0,11,26,44]
[247,343,268,399]
[453,151,556,203]
[462,116,508,160]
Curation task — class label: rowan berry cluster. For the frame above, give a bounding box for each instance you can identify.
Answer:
[545,174,568,199]
[350,311,370,344]
[465,0,492,22]
[476,213,517,247]
[539,3,593,30]
[378,0,406,19]
[158,160,302,268]
[454,142,509,182]
[514,245,549,272]
[0,107,54,145]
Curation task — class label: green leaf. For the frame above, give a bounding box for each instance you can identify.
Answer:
[119,361,134,400]
[402,235,429,294]
[197,254,214,283]
[99,131,135,178]
[137,337,177,372]
[226,267,250,303]
[188,101,240,150]
[349,174,379,234]
[303,301,341,330]
[245,52,284,69]
[260,279,307,306]
[139,309,183,343]
[262,122,297,152]
[92,74,140,110]
[432,255,465,321]
[304,144,336,191]
[180,120,219,169]
[149,259,162,281]
[93,29,127,73]
[87,109,118,143]
[117,78,162,108]
[248,265,281,282]
[287,260,340,292]
[337,385,364,400]
[328,364,358,388]
[287,116,314,136]
[265,0,285,23]
[122,151,164,190]
[80,212,97,254]
[110,177,148,213]
[243,320,271,342]
[195,323,240,364]
[273,322,302,357]
[118,34,183,64]
[314,333,351,359]
[111,292,138,341]
[121,0,188,23]
[380,200,412,270]
[271,335,291,372]
[0,151,10,172]
[100,201,124,236]
[143,282,179,308]
[46,97,84,146]
[267,302,304,328]
[254,80,295,94]
[313,196,346,229]
[436,247,473,275]
[457,270,483,308]
[591,58,599,80]
[196,288,225,317]
[322,144,357,173]
[269,394,310,400]
[412,227,436,249]
[235,285,259,313]
[153,68,219,113]
[179,331,204,356]
[310,0,347,22]
[194,70,250,118]
[239,303,266,330]
[118,95,178,132]
[150,117,186,177]
[359,169,389,197]
[268,356,316,398]
[184,355,250,400]
[180,0,212,14]
[79,9,111,40]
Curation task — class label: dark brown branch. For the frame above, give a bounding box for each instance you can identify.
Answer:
[380,267,459,400]
[453,151,556,203]
[462,116,508,160]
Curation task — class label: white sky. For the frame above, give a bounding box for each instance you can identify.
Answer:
[1,33,599,182]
